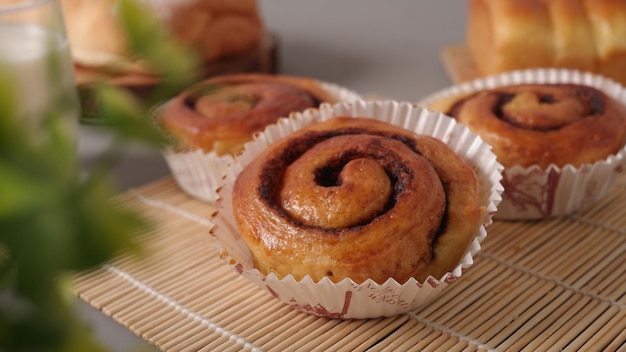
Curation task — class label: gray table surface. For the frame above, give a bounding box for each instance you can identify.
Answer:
[77,1,468,351]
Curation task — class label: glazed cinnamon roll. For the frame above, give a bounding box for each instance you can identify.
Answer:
[160,73,339,155]
[232,117,483,284]
[430,83,626,168]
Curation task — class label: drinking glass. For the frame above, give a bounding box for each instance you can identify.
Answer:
[0,0,79,147]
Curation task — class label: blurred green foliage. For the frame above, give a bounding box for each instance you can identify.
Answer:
[0,0,199,351]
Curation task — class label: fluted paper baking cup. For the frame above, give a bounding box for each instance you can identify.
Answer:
[160,80,362,202]
[419,68,626,220]
[212,100,504,319]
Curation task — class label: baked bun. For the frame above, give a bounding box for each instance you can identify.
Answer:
[231,117,483,284]
[428,83,626,169]
[60,0,265,74]
[159,73,340,155]
[467,0,626,86]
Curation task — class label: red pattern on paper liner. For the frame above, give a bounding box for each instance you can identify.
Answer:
[266,285,353,319]
[234,263,245,274]
[262,276,447,319]
[501,168,561,218]
[351,282,410,310]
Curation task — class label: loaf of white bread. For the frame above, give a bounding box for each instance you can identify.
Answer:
[467,0,626,85]
[60,0,265,74]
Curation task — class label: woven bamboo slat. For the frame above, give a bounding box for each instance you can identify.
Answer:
[73,172,626,351]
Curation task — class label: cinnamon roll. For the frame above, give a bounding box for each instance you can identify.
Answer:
[61,0,266,75]
[231,117,483,284]
[160,73,339,155]
[429,83,626,169]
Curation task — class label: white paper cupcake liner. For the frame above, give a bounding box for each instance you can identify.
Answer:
[212,100,504,319]
[419,68,626,220]
[159,80,363,202]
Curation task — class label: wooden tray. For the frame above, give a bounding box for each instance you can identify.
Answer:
[74,174,626,351]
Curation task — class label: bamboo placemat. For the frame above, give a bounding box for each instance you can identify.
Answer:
[73,173,626,352]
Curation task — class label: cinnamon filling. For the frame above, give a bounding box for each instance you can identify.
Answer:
[257,128,448,235]
[183,82,322,118]
[449,84,607,132]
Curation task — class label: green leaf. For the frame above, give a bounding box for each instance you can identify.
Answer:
[92,84,168,146]
[0,0,196,350]
[116,0,200,101]
[70,174,149,269]
[0,160,48,218]
[0,66,23,146]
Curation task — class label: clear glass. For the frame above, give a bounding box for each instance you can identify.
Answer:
[0,0,79,148]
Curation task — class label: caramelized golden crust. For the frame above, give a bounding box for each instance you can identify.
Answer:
[232,117,482,284]
[467,0,626,85]
[584,0,626,86]
[429,83,626,169]
[160,74,338,155]
[467,0,554,74]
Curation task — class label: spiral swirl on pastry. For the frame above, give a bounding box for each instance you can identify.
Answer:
[160,74,338,155]
[432,83,626,168]
[232,117,483,284]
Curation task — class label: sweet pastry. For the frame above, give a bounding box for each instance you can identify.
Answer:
[422,71,626,220]
[213,100,503,318]
[60,0,266,75]
[231,116,484,284]
[428,83,626,169]
[159,73,340,155]
[467,0,626,86]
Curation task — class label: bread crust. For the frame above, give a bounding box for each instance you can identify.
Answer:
[467,0,626,85]
[583,0,626,85]
[468,0,554,74]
